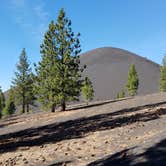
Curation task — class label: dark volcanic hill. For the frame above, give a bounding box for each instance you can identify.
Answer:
[80,47,160,100]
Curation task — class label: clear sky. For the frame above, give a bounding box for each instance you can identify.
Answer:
[0,0,166,91]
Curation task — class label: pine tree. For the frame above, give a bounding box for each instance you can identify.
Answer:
[160,55,166,92]
[0,87,5,118]
[81,77,94,105]
[25,73,36,112]
[35,8,85,112]
[12,48,34,113]
[2,89,16,116]
[126,64,139,96]
[116,93,120,99]
[117,89,125,99]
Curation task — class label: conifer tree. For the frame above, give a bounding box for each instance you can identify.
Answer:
[12,48,34,113]
[35,8,85,111]
[126,64,139,96]
[160,55,166,92]
[2,89,16,116]
[81,77,94,105]
[25,73,36,112]
[0,87,5,118]
[117,89,125,99]
[116,93,120,99]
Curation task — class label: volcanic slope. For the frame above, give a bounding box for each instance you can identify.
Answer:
[80,47,160,100]
[0,93,166,166]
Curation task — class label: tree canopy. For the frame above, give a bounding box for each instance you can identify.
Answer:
[12,48,34,113]
[126,64,139,96]
[160,54,166,92]
[81,77,94,104]
[35,8,85,111]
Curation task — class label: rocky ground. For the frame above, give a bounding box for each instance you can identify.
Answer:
[0,93,166,166]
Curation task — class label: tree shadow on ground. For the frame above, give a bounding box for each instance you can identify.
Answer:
[67,97,132,111]
[0,102,165,154]
[88,138,166,166]
[47,160,72,166]
[0,124,5,128]
[0,117,24,128]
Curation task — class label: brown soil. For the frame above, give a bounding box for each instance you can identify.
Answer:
[0,93,166,166]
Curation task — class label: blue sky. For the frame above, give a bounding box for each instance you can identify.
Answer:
[0,0,166,91]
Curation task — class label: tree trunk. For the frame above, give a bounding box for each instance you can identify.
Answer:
[51,104,56,112]
[61,101,66,111]
[26,104,29,113]
[86,99,89,106]
[22,96,25,113]
[22,105,25,113]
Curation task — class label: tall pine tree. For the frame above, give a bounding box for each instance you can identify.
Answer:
[35,8,85,112]
[0,87,5,118]
[12,48,34,113]
[160,55,166,92]
[126,64,139,96]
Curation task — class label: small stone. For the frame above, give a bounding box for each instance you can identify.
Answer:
[24,160,29,164]
[66,147,71,151]
[105,141,109,144]
[41,156,46,162]
[85,157,89,160]
[18,154,23,157]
